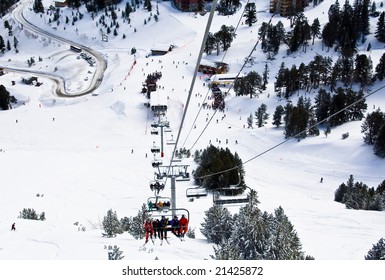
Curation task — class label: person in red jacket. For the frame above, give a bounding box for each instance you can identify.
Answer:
[179,214,189,237]
[144,219,154,244]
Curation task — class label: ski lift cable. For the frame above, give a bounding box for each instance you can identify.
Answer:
[186,13,276,152]
[179,1,251,150]
[196,84,385,180]
[162,0,218,184]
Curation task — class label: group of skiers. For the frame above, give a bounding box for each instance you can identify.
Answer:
[148,200,170,211]
[144,214,188,244]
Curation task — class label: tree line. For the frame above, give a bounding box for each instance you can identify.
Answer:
[256,0,381,59]
[0,0,18,17]
[334,175,385,211]
[274,54,376,98]
[201,192,313,260]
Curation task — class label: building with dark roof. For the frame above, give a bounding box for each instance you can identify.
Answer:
[269,0,308,16]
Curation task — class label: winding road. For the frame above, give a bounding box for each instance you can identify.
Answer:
[1,0,107,97]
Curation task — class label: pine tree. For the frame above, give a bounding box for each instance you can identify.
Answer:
[128,203,149,239]
[108,245,124,260]
[361,109,385,145]
[272,105,284,127]
[365,238,385,259]
[376,12,385,42]
[286,14,311,53]
[102,209,123,238]
[345,89,367,121]
[214,25,236,52]
[370,1,377,14]
[315,89,332,122]
[247,113,253,128]
[321,22,335,51]
[0,84,10,110]
[336,56,354,87]
[361,0,371,35]
[338,0,357,57]
[373,124,385,158]
[335,182,348,202]
[194,145,245,193]
[13,36,18,50]
[32,0,44,13]
[0,35,5,53]
[226,190,265,260]
[243,3,257,27]
[255,103,269,128]
[310,18,321,45]
[144,0,152,12]
[284,97,310,139]
[271,207,304,260]
[204,33,217,55]
[353,54,373,88]
[375,53,385,80]
[212,238,241,260]
[262,64,269,90]
[234,71,263,98]
[200,205,234,244]
[261,21,284,59]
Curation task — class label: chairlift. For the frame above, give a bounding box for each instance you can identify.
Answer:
[161,120,170,127]
[149,180,165,194]
[186,187,208,198]
[155,171,167,180]
[150,145,160,153]
[164,127,172,133]
[151,158,163,168]
[147,196,171,211]
[176,172,190,181]
[167,135,176,145]
[212,168,250,206]
[173,165,190,181]
[150,129,159,135]
[146,208,190,232]
[213,191,249,205]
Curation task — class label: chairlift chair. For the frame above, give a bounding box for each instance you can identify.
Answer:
[149,180,165,193]
[147,196,171,211]
[150,145,160,153]
[150,129,159,135]
[167,137,176,145]
[161,121,170,127]
[213,193,249,205]
[212,168,250,205]
[176,172,190,181]
[186,187,208,198]
[151,158,163,168]
[145,208,190,232]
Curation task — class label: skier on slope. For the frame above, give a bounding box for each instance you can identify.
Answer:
[144,219,154,244]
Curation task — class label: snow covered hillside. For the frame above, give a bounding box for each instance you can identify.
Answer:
[0,0,384,261]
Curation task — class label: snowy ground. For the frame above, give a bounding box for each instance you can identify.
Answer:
[0,0,384,262]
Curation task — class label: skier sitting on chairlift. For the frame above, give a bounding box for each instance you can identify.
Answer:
[179,214,189,237]
[170,216,180,237]
[144,219,154,244]
[159,216,169,242]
